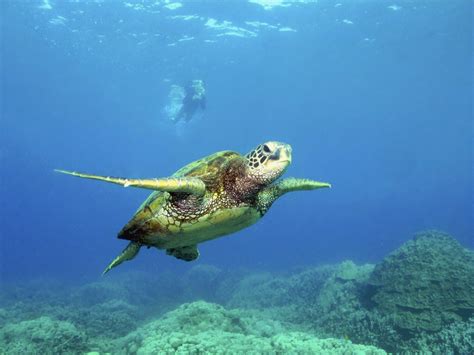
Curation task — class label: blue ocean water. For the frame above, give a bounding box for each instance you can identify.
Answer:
[0,1,473,353]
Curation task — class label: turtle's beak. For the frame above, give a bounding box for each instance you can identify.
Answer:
[275,143,292,165]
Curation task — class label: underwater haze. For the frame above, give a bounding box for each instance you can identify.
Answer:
[1,0,473,354]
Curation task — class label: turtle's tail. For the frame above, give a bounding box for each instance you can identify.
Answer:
[103,242,141,275]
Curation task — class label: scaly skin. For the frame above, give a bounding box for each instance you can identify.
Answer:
[257,178,332,214]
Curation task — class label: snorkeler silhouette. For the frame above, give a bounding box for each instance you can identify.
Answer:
[174,79,206,123]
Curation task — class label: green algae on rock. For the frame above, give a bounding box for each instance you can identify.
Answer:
[367,230,474,335]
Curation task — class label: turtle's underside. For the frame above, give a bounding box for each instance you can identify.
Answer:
[56,141,330,274]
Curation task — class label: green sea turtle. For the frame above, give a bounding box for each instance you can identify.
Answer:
[56,141,330,274]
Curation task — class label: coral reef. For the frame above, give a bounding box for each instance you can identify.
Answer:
[1,230,472,354]
[72,271,183,310]
[227,272,292,309]
[67,299,140,338]
[287,261,403,352]
[367,230,474,336]
[0,316,87,354]
[115,301,386,354]
[222,232,474,354]
[225,266,337,324]
[285,264,336,312]
[404,317,474,354]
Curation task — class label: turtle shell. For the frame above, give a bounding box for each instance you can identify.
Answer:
[116,150,260,249]
[173,150,241,184]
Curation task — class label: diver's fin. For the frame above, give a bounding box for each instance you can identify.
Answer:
[102,242,141,275]
[166,245,200,261]
[55,169,206,196]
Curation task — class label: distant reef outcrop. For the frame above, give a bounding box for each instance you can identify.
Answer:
[0,230,472,354]
[367,230,474,335]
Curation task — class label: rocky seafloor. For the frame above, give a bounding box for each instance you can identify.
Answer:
[1,230,473,354]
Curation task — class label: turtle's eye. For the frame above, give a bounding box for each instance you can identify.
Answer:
[262,144,271,153]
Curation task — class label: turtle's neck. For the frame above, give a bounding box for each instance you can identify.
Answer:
[223,161,264,203]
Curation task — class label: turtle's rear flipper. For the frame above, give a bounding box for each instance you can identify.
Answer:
[103,242,141,275]
[166,245,199,261]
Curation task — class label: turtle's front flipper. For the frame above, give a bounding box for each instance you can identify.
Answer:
[103,242,141,275]
[55,169,206,196]
[258,178,331,212]
[274,178,331,193]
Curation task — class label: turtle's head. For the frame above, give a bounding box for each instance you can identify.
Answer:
[245,141,292,184]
